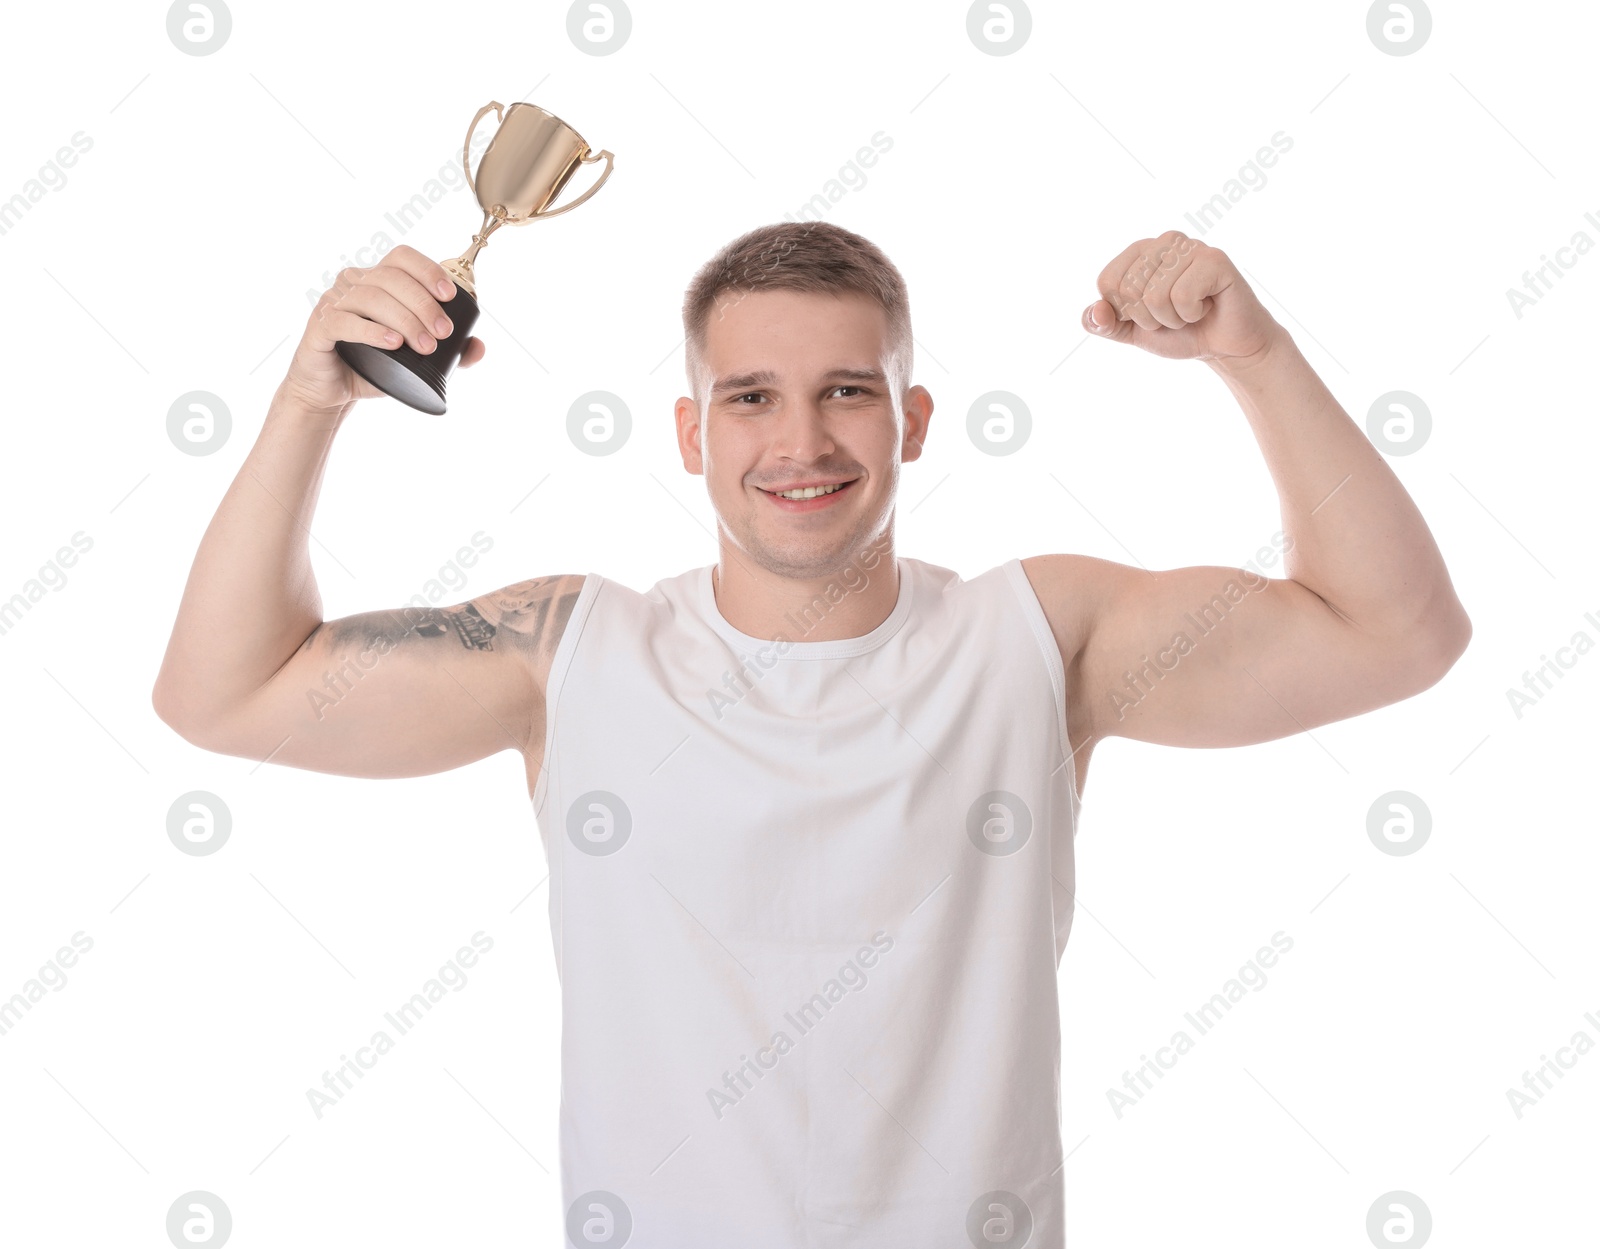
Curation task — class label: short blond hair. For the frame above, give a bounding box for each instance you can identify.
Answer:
[681,221,913,404]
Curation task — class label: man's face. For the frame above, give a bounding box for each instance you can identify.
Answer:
[674,288,933,581]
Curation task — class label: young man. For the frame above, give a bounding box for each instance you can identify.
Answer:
[152,222,1471,1247]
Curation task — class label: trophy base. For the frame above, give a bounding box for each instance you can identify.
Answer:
[334,283,481,415]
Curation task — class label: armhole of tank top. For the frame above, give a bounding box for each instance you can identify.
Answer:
[532,572,604,819]
[1002,558,1084,814]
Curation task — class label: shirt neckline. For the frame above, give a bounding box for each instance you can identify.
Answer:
[700,557,914,660]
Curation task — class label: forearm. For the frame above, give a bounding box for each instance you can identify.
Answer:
[152,381,354,729]
[1207,329,1468,642]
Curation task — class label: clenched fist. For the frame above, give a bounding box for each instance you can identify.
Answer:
[286,244,488,414]
[1082,231,1282,365]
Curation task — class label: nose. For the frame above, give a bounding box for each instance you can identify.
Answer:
[771,396,836,462]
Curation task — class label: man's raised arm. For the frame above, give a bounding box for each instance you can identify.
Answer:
[1028,231,1470,752]
[151,246,581,778]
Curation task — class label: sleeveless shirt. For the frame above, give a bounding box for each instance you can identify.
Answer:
[531,554,1083,1248]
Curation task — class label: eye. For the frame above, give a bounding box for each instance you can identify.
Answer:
[833,386,870,398]
[733,392,765,405]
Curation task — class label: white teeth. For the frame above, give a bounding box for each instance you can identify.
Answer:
[774,482,846,500]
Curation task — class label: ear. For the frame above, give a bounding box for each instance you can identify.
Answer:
[901,384,933,463]
[675,394,706,474]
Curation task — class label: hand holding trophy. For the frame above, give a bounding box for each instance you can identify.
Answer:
[334,101,615,415]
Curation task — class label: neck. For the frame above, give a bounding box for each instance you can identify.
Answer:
[712,541,899,644]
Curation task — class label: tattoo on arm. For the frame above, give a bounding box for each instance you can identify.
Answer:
[413,603,497,650]
[313,576,582,660]
[481,578,582,656]
[316,603,494,656]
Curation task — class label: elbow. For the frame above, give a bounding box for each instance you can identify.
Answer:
[1409,601,1472,690]
[152,682,197,744]
[1432,596,1473,664]
[151,679,220,750]
[151,679,180,731]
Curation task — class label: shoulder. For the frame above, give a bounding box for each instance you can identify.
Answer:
[472,574,593,694]
[1016,553,1109,647]
[1015,553,1130,694]
[514,566,706,681]
[902,553,1106,646]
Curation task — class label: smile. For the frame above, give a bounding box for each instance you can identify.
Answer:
[759,479,858,510]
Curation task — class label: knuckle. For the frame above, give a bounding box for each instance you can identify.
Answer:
[395,287,426,320]
[411,289,446,325]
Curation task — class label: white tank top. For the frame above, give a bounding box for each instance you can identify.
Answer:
[532,555,1082,1247]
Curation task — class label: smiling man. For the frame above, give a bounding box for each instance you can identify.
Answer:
[153,221,1471,1248]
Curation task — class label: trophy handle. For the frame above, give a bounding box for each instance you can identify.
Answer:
[462,101,504,199]
[527,148,615,221]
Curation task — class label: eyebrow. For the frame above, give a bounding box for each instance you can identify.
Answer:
[710,366,887,395]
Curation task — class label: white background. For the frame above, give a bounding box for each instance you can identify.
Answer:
[1,0,1595,1245]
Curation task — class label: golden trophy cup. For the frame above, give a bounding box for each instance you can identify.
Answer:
[335,101,615,414]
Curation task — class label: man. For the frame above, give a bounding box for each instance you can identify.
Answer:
[152,221,1471,1247]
